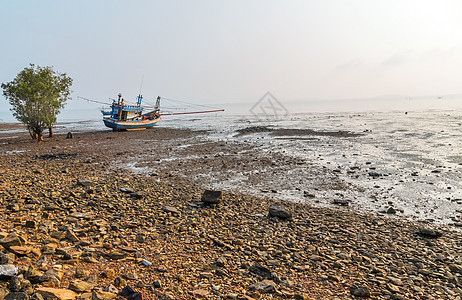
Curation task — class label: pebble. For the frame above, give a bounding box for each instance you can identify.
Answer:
[140,259,152,266]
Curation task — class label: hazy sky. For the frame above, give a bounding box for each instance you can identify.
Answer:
[2,0,462,110]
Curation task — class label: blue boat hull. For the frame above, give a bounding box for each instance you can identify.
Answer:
[103,117,160,130]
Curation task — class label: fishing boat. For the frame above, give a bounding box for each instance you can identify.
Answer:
[85,93,225,131]
[103,93,161,131]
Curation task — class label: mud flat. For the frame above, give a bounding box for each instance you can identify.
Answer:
[0,126,462,299]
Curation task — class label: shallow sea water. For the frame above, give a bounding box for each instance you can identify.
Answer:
[160,109,462,225]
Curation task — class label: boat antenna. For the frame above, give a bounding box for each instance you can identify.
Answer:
[139,76,144,95]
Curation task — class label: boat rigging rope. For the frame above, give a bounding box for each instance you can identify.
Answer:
[78,95,224,115]
[161,97,223,111]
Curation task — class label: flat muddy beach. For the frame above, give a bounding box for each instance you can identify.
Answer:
[1,125,462,299]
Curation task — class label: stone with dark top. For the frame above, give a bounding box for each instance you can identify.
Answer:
[201,190,223,204]
[268,204,292,219]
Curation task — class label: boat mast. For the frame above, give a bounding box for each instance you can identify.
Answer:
[136,94,143,107]
[155,96,161,113]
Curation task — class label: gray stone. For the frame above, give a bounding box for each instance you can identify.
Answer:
[268,203,292,219]
[0,265,18,278]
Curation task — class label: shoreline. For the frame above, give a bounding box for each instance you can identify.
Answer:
[0,127,462,299]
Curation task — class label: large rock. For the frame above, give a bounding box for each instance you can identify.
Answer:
[417,227,443,239]
[201,190,223,204]
[36,288,77,300]
[268,204,292,219]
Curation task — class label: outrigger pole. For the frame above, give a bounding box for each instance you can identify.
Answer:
[160,109,224,116]
[77,96,110,106]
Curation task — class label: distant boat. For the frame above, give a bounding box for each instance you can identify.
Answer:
[103,94,161,131]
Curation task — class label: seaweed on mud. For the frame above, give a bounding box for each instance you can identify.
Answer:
[35,153,77,160]
[271,128,362,138]
[234,126,274,137]
[234,126,361,138]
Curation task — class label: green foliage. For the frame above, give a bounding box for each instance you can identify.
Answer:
[1,64,73,139]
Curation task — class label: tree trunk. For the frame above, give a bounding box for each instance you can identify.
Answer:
[48,126,54,138]
[34,127,43,142]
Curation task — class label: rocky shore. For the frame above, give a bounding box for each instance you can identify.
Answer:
[0,125,462,299]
